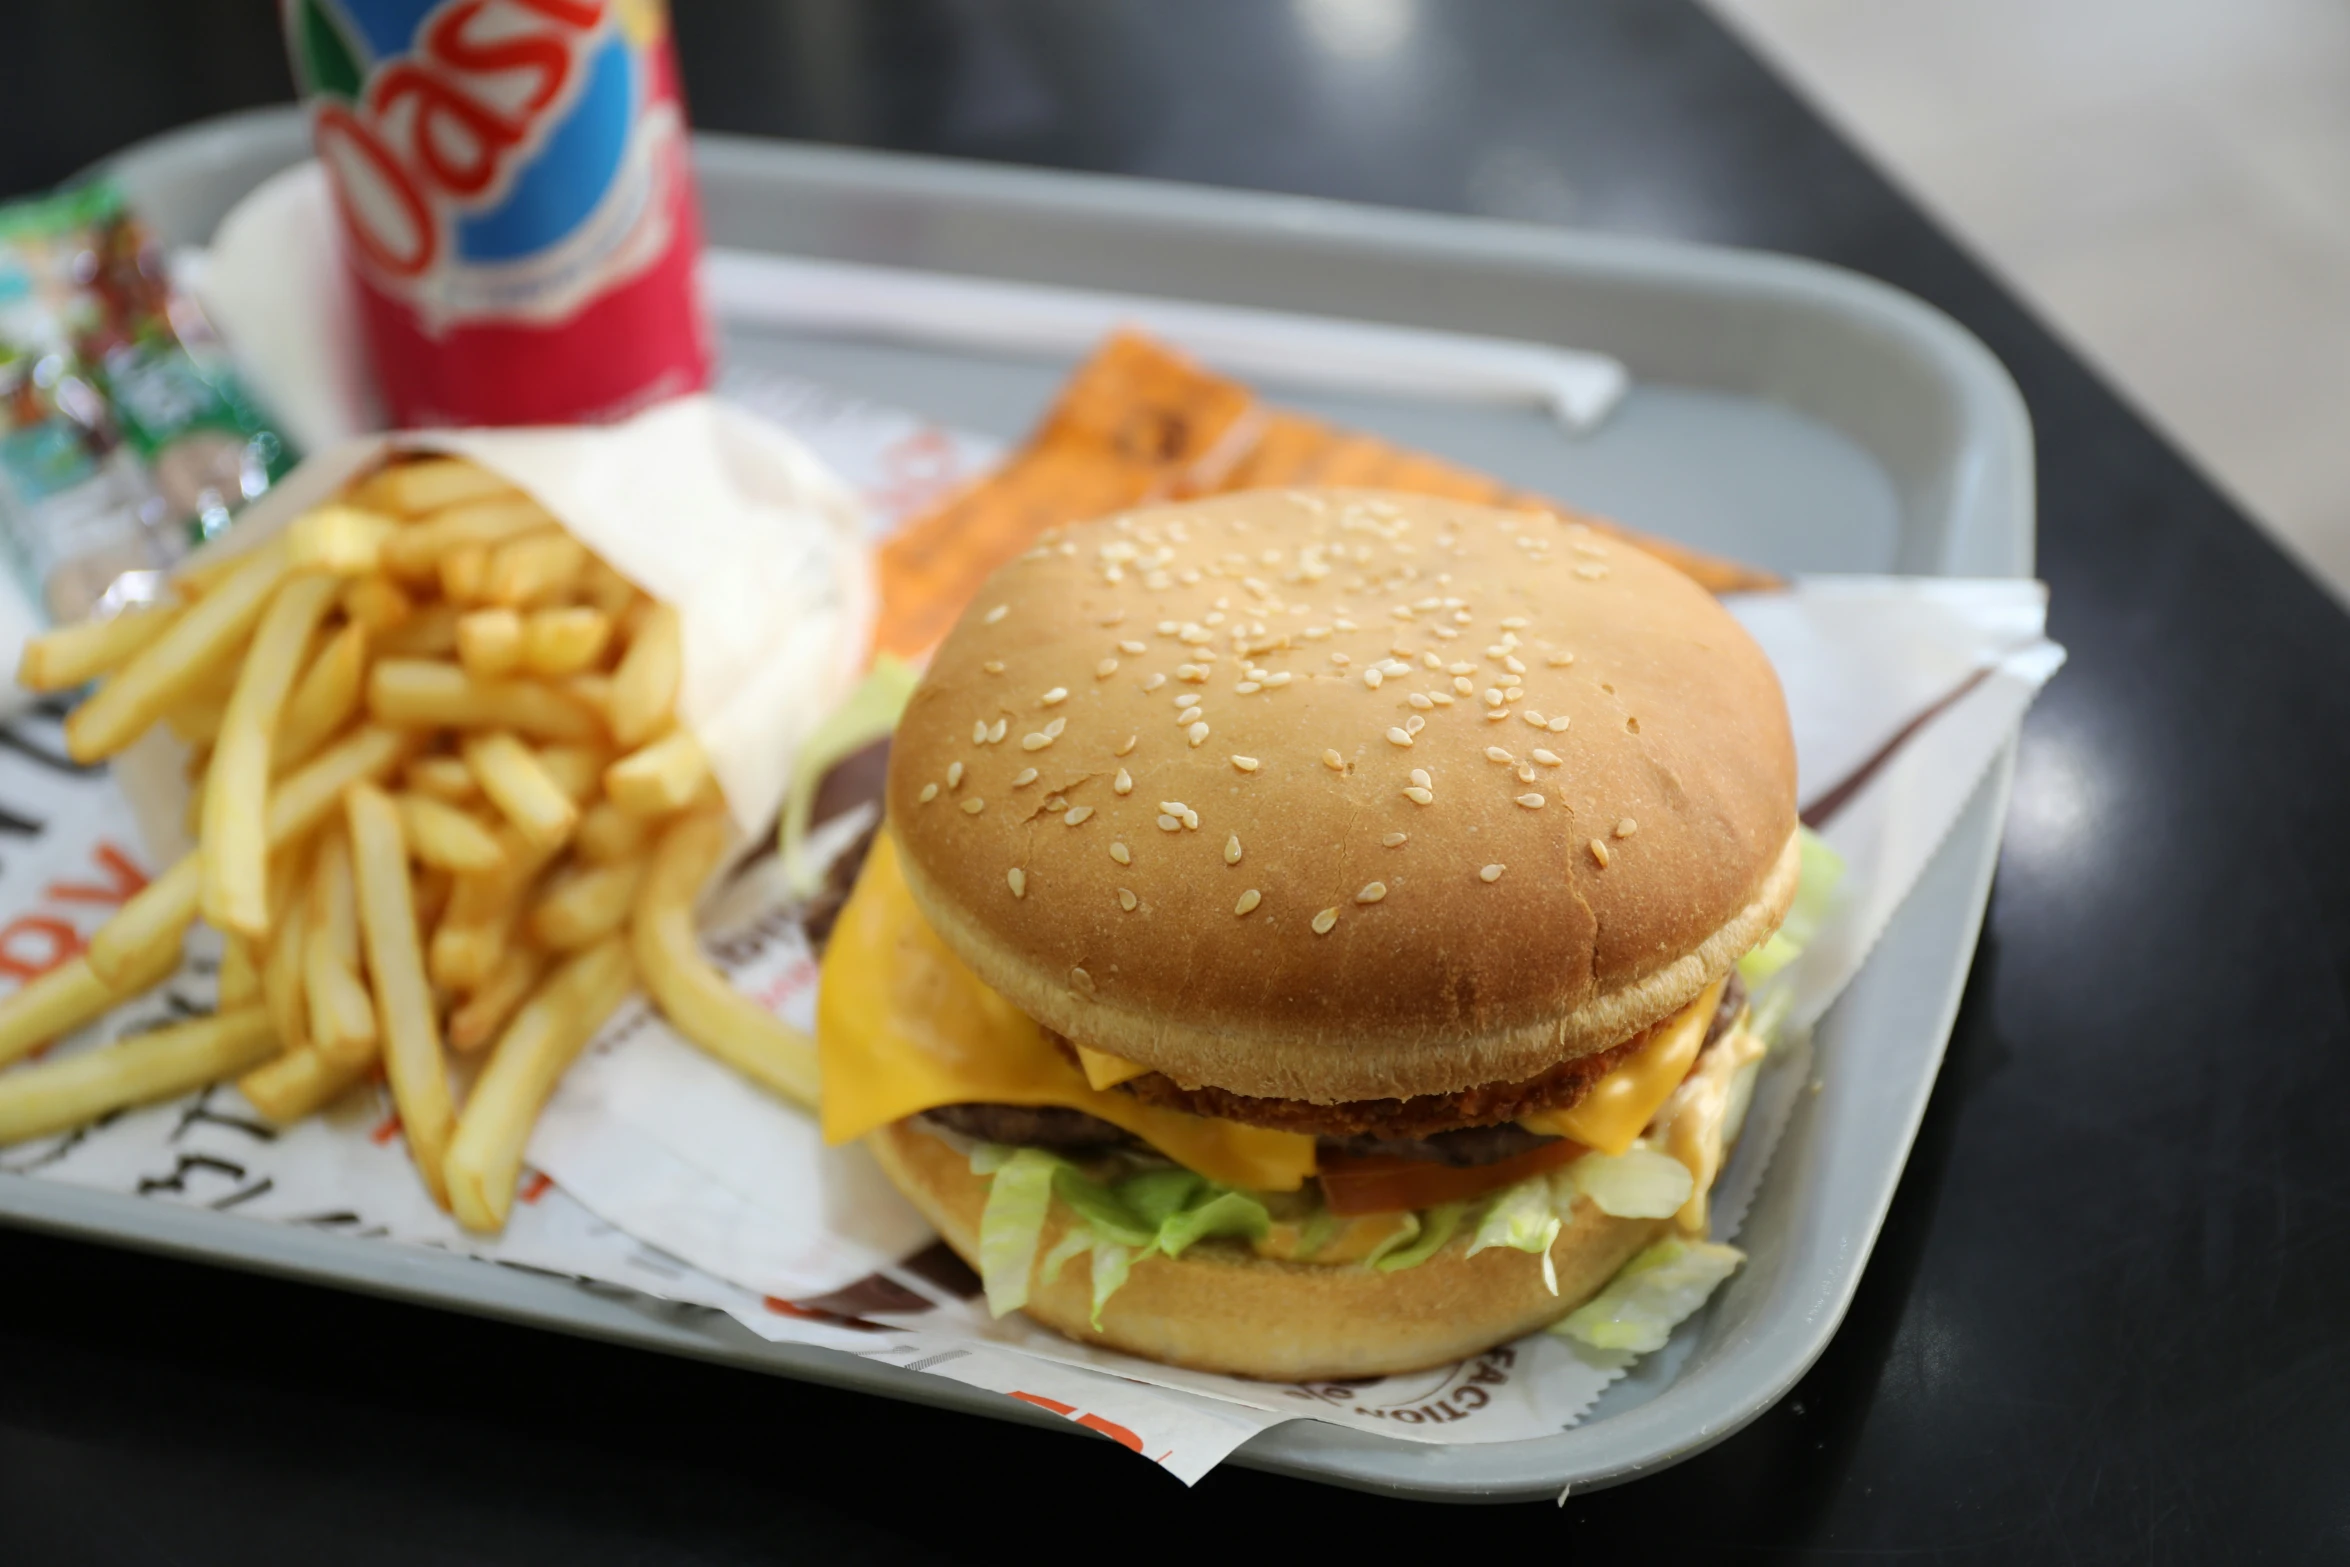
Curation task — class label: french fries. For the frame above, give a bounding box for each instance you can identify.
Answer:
[14,602,179,691]
[0,940,180,1070]
[3,453,805,1228]
[445,935,634,1231]
[202,573,341,935]
[66,539,291,762]
[608,602,679,747]
[635,811,821,1109]
[367,659,604,741]
[397,794,508,873]
[462,732,577,848]
[347,783,456,1207]
[0,1009,279,1145]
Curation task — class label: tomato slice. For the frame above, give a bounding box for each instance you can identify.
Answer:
[1318,1136,1586,1217]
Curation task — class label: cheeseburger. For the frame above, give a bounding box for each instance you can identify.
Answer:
[818,489,1799,1379]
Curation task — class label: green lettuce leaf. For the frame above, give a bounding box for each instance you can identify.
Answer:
[1560,1146,1695,1219]
[1117,1167,1206,1227]
[1467,1175,1564,1294]
[1358,1210,1422,1269]
[968,1141,1014,1175]
[977,1147,1060,1317]
[1374,1202,1466,1272]
[1089,1242,1134,1328]
[1051,1166,1157,1248]
[1739,827,1845,984]
[1040,1225,1095,1285]
[779,655,920,899]
[1554,1238,1745,1352]
[1155,1189,1271,1258]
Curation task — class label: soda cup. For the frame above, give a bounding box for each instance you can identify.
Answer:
[281,0,714,428]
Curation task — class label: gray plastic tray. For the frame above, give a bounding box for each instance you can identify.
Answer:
[17,107,2031,1503]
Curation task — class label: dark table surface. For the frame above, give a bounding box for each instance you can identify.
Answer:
[5,2,2348,1562]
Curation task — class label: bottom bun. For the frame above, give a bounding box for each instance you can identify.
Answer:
[870,1119,1665,1381]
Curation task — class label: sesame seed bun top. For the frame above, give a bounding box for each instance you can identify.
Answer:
[885,489,1799,1104]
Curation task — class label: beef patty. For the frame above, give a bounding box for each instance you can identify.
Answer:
[921,971,1755,1164]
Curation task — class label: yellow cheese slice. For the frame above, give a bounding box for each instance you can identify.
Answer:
[1075,1045,1150,1091]
[815,834,1318,1191]
[1520,976,1726,1156]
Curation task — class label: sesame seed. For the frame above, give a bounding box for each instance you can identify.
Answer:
[1391,606,1414,620]
[962,798,986,815]
[1070,966,1094,995]
[1422,652,1443,669]
[1042,687,1069,706]
[1117,735,1138,756]
[1356,881,1387,904]
[1524,711,1547,728]
[1480,863,1505,882]
[1311,907,1339,935]
[1044,717,1066,739]
[1158,814,1182,831]
[1505,686,1525,702]
[1405,715,1425,735]
[1486,710,1512,722]
[1187,721,1210,746]
[1120,640,1148,656]
[1119,888,1138,911]
[1589,838,1612,867]
[1615,817,1638,838]
[1113,768,1133,795]
[1022,732,1053,751]
[1383,832,1408,847]
[1142,674,1167,692]
[1408,693,1433,710]
[1410,768,1432,789]
[1231,755,1260,772]
[1335,619,1359,633]
[1547,652,1574,667]
[1517,793,1546,809]
[1386,727,1414,747]
[1363,668,1383,689]
[1576,563,1608,580]
[972,720,988,744]
[1175,693,1201,711]
[1484,688,1504,707]
[1267,672,1294,688]
[1323,749,1346,771]
[1305,626,1330,640]
[1505,656,1526,675]
[1519,765,1538,783]
[1235,889,1262,916]
[1096,659,1118,679]
[1548,715,1571,733]
[1403,786,1434,805]
[1532,749,1562,766]
[1066,806,1095,826]
[1500,616,1529,629]
[1110,842,1131,866]
[1485,747,1513,764]
[1157,620,1178,635]
[1449,662,1475,675]
[1454,677,1475,696]
[1225,834,1243,864]
[1432,691,1455,705]
[989,719,1007,744]
[1330,653,1351,666]
[1007,868,1026,897]
[1183,808,1200,830]
[1014,768,1039,787]
[984,604,1009,624]
[947,762,965,789]
[1236,681,1262,694]
[918,783,939,803]
[983,660,1005,674]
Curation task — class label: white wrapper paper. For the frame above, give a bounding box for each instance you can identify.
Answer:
[0,360,2063,1484]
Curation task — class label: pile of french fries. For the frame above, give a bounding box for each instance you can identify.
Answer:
[1,456,820,1232]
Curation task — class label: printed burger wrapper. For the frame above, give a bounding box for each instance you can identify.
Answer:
[0,365,2063,1485]
[114,393,875,859]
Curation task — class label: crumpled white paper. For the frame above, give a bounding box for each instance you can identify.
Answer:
[0,339,2063,1481]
